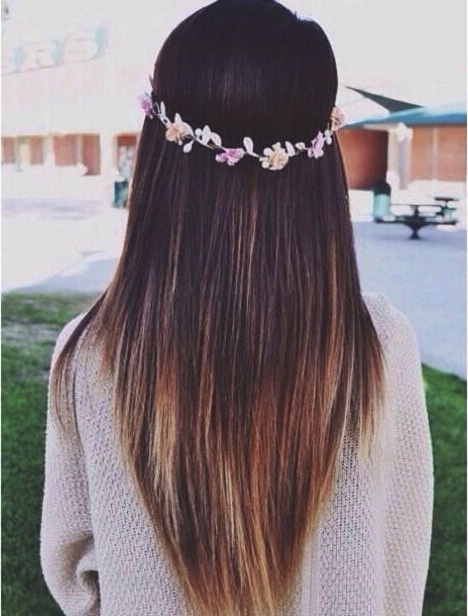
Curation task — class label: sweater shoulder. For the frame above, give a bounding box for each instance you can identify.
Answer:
[362,292,419,358]
[53,313,88,356]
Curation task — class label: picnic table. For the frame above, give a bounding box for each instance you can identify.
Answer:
[373,193,459,239]
[434,195,459,214]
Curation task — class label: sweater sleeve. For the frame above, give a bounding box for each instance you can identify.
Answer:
[41,318,100,616]
[381,305,434,616]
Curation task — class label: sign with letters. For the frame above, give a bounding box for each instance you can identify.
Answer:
[2,27,107,74]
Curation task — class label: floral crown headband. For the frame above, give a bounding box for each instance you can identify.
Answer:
[138,92,344,171]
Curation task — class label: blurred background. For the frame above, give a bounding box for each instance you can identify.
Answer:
[2,0,466,200]
[2,0,466,373]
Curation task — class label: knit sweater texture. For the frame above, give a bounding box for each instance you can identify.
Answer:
[41,293,433,616]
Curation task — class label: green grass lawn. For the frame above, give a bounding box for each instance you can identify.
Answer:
[2,293,466,615]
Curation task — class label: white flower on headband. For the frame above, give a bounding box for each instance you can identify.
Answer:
[260,143,290,170]
[139,94,343,170]
[165,114,193,145]
[330,106,345,131]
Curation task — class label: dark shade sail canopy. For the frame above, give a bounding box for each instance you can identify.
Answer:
[345,86,422,113]
[347,102,467,128]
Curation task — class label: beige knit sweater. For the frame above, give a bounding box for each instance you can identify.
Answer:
[41,293,433,616]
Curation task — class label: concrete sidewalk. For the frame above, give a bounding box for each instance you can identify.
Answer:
[3,195,466,379]
[2,201,125,294]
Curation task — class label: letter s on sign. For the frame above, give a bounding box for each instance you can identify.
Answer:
[63,28,101,64]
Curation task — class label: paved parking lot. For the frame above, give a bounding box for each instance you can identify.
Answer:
[353,221,466,378]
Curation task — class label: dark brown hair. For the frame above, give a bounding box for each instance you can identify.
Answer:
[52,1,384,614]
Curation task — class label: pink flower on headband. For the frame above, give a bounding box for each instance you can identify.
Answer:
[308,131,325,159]
[215,148,245,166]
[139,92,154,118]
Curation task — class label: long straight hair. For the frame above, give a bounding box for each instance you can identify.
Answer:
[53,1,384,614]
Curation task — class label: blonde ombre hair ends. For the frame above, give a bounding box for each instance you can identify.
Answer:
[52,1,384,614]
